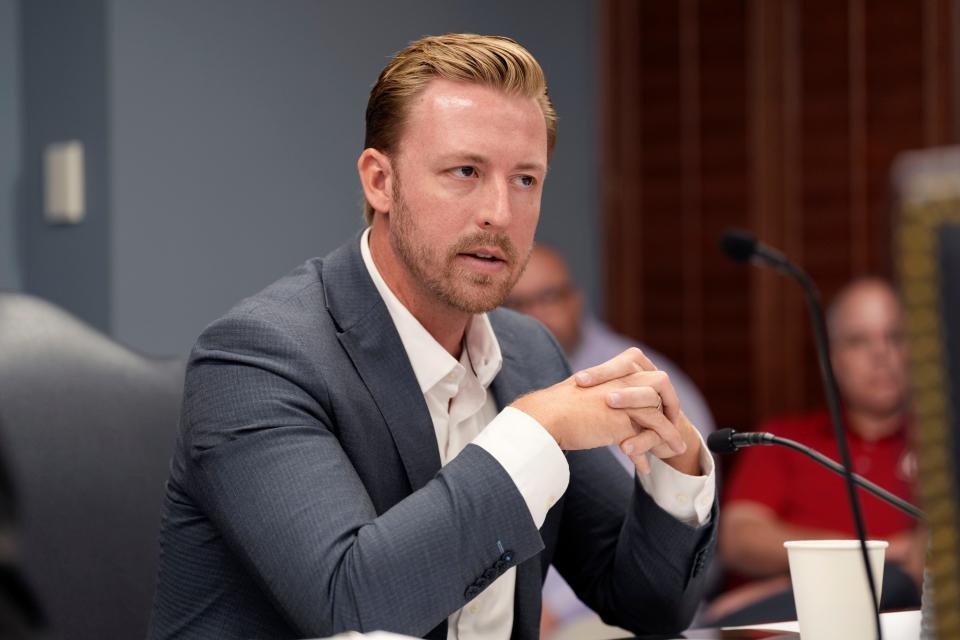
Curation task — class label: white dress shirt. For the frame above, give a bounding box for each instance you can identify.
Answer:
[359,229,715,640]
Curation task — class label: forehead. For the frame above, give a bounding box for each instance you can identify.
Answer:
[834,284,902,333]
[513,248,569,293]
[396,78,548,163]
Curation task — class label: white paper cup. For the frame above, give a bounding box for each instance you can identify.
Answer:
[784,540,887,640]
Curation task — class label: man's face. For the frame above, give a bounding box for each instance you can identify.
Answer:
[384,79,548,315]
[830,282,909,420]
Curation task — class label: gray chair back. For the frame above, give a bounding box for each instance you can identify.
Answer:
[0,293,184,640]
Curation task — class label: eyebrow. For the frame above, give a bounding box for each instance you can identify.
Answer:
[439,153,547,174]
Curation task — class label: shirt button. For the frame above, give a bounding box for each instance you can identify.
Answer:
[469,603,481,615]
[676,494,690,504]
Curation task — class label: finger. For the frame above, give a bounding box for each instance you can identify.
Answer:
[615,370,681,425]
[620,430,663,459]
[606,386,660,411]
[623,407,687,455]
[574,347,656,387]
[621,432,656,475]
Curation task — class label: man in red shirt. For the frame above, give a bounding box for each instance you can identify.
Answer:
[708,277,925,625]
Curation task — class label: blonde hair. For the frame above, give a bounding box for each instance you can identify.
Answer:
[362,33,557,224]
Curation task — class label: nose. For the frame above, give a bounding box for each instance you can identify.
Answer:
[478,179,512,229]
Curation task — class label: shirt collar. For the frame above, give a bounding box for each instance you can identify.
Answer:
[359,227,503,394]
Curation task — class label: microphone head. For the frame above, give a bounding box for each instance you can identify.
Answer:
[707,428,739,454]
[720,229,757,263]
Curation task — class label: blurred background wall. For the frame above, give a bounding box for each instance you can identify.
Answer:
[3,0,600,356]
[0,0,19,292]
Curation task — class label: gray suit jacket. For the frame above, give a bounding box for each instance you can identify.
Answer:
[148,235,717,639]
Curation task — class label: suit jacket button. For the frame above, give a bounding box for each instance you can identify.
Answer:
[464,585,481,599]
[500,550,514,563]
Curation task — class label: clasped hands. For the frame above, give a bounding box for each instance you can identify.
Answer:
[512,348,702,476]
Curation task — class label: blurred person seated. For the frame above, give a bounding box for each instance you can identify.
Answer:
[504,243,717,637]
[706,277,924,626]
[504,244,716,438]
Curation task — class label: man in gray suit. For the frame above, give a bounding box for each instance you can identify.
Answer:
[149,34,717,640]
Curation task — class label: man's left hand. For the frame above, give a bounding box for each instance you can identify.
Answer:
[574,347,704,476]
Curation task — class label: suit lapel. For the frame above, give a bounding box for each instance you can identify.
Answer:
[489,324,542,410]
[322,235,442,493]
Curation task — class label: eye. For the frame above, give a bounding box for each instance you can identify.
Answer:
[843,335,868,350]
[514,175,536,188]
[451,166,477,178]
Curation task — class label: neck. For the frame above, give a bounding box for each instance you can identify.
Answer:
[847,407,905,441]
[368,224,469,358]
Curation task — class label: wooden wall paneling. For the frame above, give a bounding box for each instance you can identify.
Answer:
[601,0,643,337]
[865,1,924,282]
[637,0,685,362]
[923,0,958,147]
[680,0,705,385]
[849,0,870,275]
[781,0,806,418]
[749,0,807,422]
[953,0,960,141]
[697,0,750,430]
[600,0,956,432]
[795,0,854,413]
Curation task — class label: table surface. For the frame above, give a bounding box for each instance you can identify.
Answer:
[723,608,919,639]
[546,608,920,640]
[316,609,921,640]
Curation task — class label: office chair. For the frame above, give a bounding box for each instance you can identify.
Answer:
[0,292,184,640]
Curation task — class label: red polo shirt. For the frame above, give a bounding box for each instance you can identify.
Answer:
[723,410,916,538]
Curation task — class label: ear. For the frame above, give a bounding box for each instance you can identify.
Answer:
[357,148,393,215]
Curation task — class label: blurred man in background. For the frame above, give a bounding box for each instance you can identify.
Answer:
[504,244,716,438]
[505,243,717,637]
[708,277,923,626]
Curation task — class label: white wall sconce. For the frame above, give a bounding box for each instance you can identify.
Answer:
[44,140,85,224]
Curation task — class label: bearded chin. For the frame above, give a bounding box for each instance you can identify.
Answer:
[426,250,517,315]
[390,207,523,315]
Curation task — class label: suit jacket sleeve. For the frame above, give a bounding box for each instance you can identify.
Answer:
[552,443,718,634]
[180,309,544,638]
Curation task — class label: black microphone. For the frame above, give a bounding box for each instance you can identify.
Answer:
[706,427,774,453]
[708,428,924,520]
[720,229,789,271]
[720,230,884,640]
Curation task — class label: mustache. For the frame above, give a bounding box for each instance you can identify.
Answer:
[450,231,519,263]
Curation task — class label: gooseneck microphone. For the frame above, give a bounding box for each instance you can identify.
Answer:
[719,230,790,271]
[707,428,924,520]
[720,229,883,640]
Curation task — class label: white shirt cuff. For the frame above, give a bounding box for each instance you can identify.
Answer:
[472,406,570,528]
[636,429,715,527]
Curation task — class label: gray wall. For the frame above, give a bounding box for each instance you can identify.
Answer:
[0,0,20,290]
[19,0,111,332]
[17,1,599,355]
